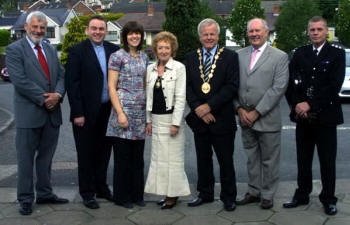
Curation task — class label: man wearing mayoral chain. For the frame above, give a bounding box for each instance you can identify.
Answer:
[185,18,239,212]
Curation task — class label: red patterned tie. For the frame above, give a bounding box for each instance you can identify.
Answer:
[35,45,50,81]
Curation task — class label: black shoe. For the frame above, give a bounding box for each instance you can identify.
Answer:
[236,193,260,205]
[19,202,32,215]
[161,197,178,210]
[83,199,100,209]
[261,199,273,209]
[324,204,337,215]
[134,200,146,207]
[157,199,166,206]
[36,196,69,204]
[224,202,236,211]
[96,193,114,202]
[283,199,309,208]
[115,201,133,209]
[187,197,213,207]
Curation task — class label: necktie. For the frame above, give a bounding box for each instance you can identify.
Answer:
[249,49,259,70]
[203,52,211,81]
[313,49,318,57]
[35,45,50,81]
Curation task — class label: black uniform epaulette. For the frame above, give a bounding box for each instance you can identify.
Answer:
[330,43,344,49]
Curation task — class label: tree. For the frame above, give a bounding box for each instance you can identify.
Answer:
[228,0,264,47]
[0,29,11,46]
[336,0,350,47]
[60,13,123,66]
[317,0,338,26]
[275,0,320,53]
[163,0,201,62]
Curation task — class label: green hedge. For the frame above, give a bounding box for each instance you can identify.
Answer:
[0,30,11,46]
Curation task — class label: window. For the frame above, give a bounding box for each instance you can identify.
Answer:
[105,31,119,41]
[46,27,55,39]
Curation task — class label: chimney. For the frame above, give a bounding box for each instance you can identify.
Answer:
[273,4,280,16]
[67,0,72,9]
[23,3,29,11]
[147,4,154,16]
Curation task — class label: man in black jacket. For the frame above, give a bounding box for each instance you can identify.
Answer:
[284,16,345,215]
[185,18,239,212]
[65,15,119,209]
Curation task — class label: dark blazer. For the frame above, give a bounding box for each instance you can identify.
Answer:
[65,39,119,125]
[6,37,65,128]
[286,42,345,126]
[185,47,239,134]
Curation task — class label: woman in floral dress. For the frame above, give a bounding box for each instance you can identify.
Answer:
[106,21,148,209]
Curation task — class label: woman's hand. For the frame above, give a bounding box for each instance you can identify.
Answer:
[170,125,179,136]
[146,123,152,136]
[118,112,129,128]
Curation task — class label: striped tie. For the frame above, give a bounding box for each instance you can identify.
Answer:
[203,52,211,81]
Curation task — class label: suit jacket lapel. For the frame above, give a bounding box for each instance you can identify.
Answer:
[21,38,48,83]
[242,48,251,76]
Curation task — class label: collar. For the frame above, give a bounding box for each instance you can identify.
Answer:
[90,40,104,48]
[202,45,218,56]
[152,57,175,72]
[251,42,267,53]
[313,41,326,53]
[26,35,43,49]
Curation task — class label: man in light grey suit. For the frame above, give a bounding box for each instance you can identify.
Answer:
[234,18,289,209]
[6,11,68,216]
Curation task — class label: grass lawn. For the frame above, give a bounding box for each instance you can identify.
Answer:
[0,46,5,54]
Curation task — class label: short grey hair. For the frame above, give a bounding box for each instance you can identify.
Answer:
[308,16,327,28]
[26,11,47,25]
[197,18,220,36]
[247,18,269,32]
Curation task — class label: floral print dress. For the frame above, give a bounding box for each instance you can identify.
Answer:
[106,49,148,140]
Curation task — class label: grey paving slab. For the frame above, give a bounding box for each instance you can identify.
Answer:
[50,202,87,211]
[269,211,327,225]
[0,188,16,203]
[342,193,350,204]
[234,222,273,225]
[307,200,350,218]
[86,218,135,225]
[52,186,79,202]
[325,217,350,225]
[85,202,137,219]
[1,203,53,218]
[0,218,42,225]
[37,211,93,225]
[173,215,232,225]
[175,200,222,216]
[128,208,184,225]
[219,205,273,223]
[335,179,350,194]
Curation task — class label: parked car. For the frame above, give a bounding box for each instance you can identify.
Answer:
[0,67,10,82]
[339,49,350,98]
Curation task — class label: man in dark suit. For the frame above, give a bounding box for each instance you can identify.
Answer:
[185,18,239,212]
[284,16,345,216]
[65,15,119,209]
[6,11,68,216]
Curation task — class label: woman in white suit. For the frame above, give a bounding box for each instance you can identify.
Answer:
[144,31,190,209]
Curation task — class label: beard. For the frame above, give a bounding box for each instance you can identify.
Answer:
[27,31,45,44]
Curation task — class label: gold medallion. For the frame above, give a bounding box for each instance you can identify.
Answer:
[215,55,219,60]
[201,82,211,94]
[211,64,216,69]
[155,81,160,88]
[199,65,203,70]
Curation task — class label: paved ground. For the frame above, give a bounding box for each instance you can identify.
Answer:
[1,94,350,224]
[0,180,350,225]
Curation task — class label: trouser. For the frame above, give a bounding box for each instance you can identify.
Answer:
[73,102,112,200]
[16,119,59,203]
[112,137,145,204]
[193,132,237,204]
[294,123,337,205]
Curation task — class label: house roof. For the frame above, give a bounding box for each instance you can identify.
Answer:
[0,17,18,26]
[116,12,165,32]
[207,0,235,15]
[2,10,22,18]
[261,0,285,13]
[12,8,71,29]
[111,2,166,14]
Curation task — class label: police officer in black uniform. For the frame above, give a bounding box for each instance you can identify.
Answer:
[284,16,345,216]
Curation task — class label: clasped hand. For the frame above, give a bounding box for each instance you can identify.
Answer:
[43,93,60,111]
